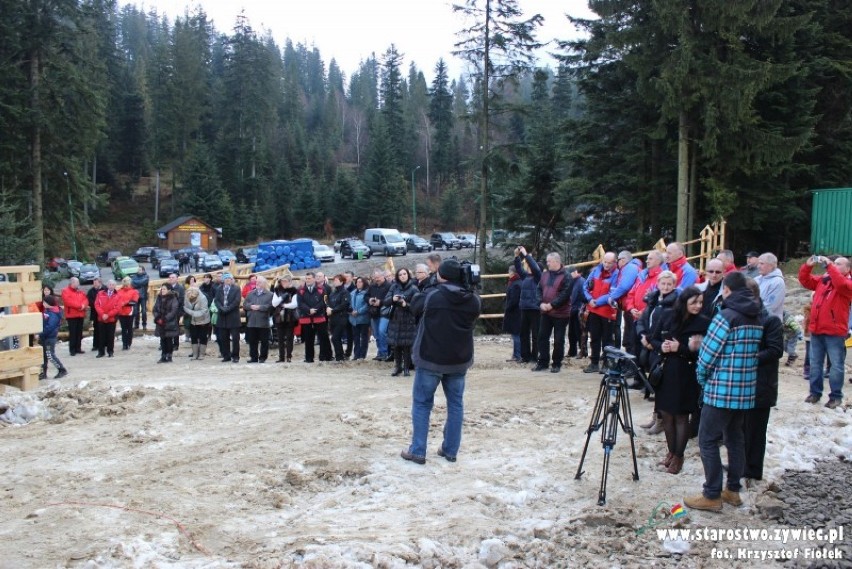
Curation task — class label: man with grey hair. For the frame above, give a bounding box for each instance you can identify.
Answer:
[414,263,430,290]
[532,252,573,373]
[755,253,785,319]
[244,275,273,363]
[582,251,618,373]
[716,249,737,275]
[611,250,642,352]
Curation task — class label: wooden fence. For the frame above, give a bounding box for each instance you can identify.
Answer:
[477,221,727,320]
[0,265,44,391]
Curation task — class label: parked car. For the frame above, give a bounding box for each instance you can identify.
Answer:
[364,228,408,257]
[337,238,371,259]
[112,257,139,280]
[66,260,84,278]
[430,232,462,250]
[458,233,478,248]
[96,250,122,266]
[313,244,336,263]
[46,257,68,272]
[132,246,157,263]
[405,235,433,253]
[236,246,258,264]
[150,249,173,269]
[215,249,236,265]
[199,254,223,271]
[158,258,180,278]
[78,263,100,285]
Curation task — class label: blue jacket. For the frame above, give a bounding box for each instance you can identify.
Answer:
[696,288,763,409]
[514,254,542,311]
[41,306,62,341]
[583,264,619,306]
[570,276,586,311]
[349,288,370,326]
[610,259,642,305]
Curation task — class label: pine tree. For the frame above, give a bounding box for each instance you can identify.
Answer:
[429,59,455,193]
[180,142,234,236]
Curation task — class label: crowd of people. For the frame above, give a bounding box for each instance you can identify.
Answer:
[502,244,851,511]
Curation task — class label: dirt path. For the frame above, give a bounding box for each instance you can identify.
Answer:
[0,324,849,567]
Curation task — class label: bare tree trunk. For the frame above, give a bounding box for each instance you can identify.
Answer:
[30,50,45,266]
[421,112,431,197]
[676,110,689,243]
[687,137,697,250]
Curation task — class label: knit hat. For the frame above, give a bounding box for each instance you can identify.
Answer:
[745,251,759,259]
[222,272,234,281]
[438,259,463,284]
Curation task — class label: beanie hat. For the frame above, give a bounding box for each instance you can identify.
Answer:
[222,272,233,281]
[438,259,463,284]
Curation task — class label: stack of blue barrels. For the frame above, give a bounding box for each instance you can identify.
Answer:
[253,239,320,272]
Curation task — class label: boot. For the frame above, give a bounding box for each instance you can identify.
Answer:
[666,455,684,474]
[157,352,167,364]
[191,344,200,360]
[166,352,173,363]
[647,416,665,435]
[54,367,68,379]
[391,348,403,377]
[640,412,657,429]
[403,348,411,377]
[199,344,206,360]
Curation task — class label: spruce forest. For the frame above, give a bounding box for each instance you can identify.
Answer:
[1,0,850,266]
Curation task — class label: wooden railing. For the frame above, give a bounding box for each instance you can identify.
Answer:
[0,265,44,391]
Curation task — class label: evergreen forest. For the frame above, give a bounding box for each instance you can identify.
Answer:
[1,0,850,266]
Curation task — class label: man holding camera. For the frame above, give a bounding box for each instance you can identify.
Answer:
[367,269,392,361]
[799,255,852,409]
[401,259,481,465]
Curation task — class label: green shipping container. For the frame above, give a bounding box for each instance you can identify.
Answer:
[811,187,852,255]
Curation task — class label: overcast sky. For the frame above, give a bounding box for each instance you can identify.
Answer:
[124,0,596,81]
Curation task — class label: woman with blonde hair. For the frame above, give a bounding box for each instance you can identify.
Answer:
[184,286,211,360]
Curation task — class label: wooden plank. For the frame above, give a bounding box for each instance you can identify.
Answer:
[0,265,40,274]
[0,312,43,339]
[0,366,40,391]
[0,280,42,307]
[0,346,42,373]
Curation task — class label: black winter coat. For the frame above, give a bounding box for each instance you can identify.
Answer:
[327,286,351,327]
[755,309,783,408]
[384,280,418,346]
[153,292,180,338]
[650,309,711,415]
[503,277,522,335]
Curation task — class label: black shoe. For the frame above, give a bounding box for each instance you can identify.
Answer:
[38,371,47,380]
[158,356,168,363]
[54,369,68,379]
[108,353,114,358]
[437,448,457,463]
[531,364,548,372]
[583,363,600,373]
[400,450,425,465]
[247,359,259,363]
[96,353,105,358]
[372,356,384,361]
[259,358,267,363]
[69,352,77,356]
[304,359,314,363]
[550,365,561,373]
[391,369,403,377]
[222,357,232,363]
[232,358,240,363]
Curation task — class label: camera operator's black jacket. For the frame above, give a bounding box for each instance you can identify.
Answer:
[411,283,481,374]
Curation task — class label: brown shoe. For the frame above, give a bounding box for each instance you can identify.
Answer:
[658,452,674,467]
[400,450,425,465]
[721,489,743,506]
[684,494,722,512]
[666,455,683,474]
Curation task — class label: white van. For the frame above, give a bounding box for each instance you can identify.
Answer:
[364,228,408,257]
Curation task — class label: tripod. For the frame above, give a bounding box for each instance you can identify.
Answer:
[575,349,642,505]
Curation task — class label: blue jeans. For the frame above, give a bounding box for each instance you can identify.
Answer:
[511,334,521,360]
[408,368,466,459]
[353,323,370,359]
[371,317,389,358]
[698,405,745,498]
[808,334,846,401]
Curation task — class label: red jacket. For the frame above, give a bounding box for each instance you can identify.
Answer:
[798,263,852,337]
[116,287,140,317]
[61,286,89,319]
[95,289,122,324]
[624,265,663,315]
[586,268,617,320]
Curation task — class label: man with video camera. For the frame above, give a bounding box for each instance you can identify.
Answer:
[401,258,481,465]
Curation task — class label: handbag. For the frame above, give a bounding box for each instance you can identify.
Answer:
[648,356,665,388]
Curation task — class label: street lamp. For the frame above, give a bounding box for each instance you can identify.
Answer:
[65,171,78,259]
[411,165,421,234]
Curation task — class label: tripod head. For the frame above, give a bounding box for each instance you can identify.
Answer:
[603,346,652,391]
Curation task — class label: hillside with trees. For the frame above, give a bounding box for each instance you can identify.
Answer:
[1,0,849,266]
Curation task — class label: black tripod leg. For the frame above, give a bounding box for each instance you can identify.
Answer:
[619,383,640,481]
[575,379,608,480]
[598,445,611,506]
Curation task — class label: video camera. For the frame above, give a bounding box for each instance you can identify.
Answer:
[460,260,481,290]
[603,346,637,375]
